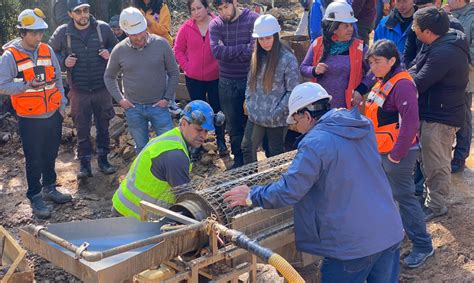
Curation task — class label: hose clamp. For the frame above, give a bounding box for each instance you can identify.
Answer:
[33,225,46,237]
[75,242,90,259]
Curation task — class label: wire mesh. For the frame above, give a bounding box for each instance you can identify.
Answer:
[169,150,297,227]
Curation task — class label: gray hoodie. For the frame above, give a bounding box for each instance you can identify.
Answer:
[0,38,66,118]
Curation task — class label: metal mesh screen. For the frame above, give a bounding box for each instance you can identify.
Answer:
[169,150,297,227]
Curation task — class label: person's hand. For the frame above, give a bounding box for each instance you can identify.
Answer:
[65,54,77,68]
[223,185,251,208]
[383,2,391,14]
[119,98,135,110]
[352,91,363,107]
[98,49,110,60]
[388,154,400,164]
[30,78,46,89]
[314,63,328,75]
[153,99,168,108]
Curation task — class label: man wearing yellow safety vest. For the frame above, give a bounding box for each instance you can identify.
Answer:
[112,100,225,219]
[0,8,72,219]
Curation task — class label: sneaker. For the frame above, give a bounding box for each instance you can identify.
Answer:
[423,206,448,222]
[451,158,465,173]
[403,248,435,268]
[30,194,51,219]
[98,155,117,175]
[77,159,92,179]
[42,185,72,204]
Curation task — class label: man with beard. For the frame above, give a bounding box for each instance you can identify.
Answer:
[49,0,118,179]
[209,0,259,169]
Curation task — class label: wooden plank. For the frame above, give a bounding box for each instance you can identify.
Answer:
[0,226,33,283]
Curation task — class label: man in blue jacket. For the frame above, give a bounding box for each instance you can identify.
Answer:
[224,82,404,282]
[374,0,415,54]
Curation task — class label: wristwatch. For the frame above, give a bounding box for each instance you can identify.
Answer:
[245,195,253,207]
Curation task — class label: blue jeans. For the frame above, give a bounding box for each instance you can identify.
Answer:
[218,77,247,166]
[382,150,433,254]
[454,91,472,161]
[321,242,401,283]
[125,103,173,153]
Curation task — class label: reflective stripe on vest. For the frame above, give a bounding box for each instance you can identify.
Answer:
[311,36,364,109]
[365,71,416,154]
[7,43,62,116]
[112,128,191,219]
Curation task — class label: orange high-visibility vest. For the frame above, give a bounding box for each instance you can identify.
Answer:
[365,71,416,154]
[7,43,62,116]
[312,36,364,109]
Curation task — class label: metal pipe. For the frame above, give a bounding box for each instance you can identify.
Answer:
[27,222,204,262]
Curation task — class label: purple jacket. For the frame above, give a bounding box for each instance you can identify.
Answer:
[377,68,420,161]
[352,0,376,25]
[300,43,374,108]
[209,9,259,80]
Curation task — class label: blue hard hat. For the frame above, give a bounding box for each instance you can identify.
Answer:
[182,100,216,131]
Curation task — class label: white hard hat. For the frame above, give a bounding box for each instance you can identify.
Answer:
[119,7,147,35]
[323,1,358,23]
[287,82,332,124]
[252,14,281,38]
[17,8,48,30]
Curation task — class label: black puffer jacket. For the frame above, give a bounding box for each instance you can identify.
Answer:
[49,16,118,92]
[411,29,469,127]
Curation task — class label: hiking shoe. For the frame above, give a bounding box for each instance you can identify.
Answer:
[424,206,448,222]
[42,185,72,204]
[98,155,117,175]
[30,194,51,219]
[403,248,434,268]
[77,159,92,179]
[451,158,465,173]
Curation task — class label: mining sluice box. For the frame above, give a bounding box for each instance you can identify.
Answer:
[20,151,319,282]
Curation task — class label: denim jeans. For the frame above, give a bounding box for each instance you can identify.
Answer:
[125,103,173,153]
[18,111,63,200]
[453,91,472,161]
[218,77,247,166]
[382,150,433,253]
[321,242,401,283]
[185,77,226,149]
[241,120,287,164]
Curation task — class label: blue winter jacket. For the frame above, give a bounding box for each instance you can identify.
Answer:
[249,108,404,260]
[374,13,412,55]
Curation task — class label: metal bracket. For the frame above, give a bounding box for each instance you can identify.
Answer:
[32,225,46,238]
[75,242,90,259]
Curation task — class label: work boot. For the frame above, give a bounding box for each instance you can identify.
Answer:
[30,194,51,219]
[98,155,117,175]
[77,159,92,179]
[403,248,434,268]
[42,185,72,204]
[423,206,448,222]
[451,158,465,173]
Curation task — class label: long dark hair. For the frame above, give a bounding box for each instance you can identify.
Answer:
[133,0,164,14]
[366,39,401,82]
[320,20,341,62]
[248,33,290,94]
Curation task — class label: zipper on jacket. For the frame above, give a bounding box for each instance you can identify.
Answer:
[376,131,395,142]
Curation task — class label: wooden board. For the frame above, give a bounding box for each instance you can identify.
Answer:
[0,226,34,283]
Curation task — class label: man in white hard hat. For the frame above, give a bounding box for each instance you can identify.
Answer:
[49,0,118,179]
[104,7,179,154]
[0,8,72,219]
[224,82,404,282]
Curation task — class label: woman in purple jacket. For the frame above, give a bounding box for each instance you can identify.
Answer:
[174,0,228,156]
[365,39,434,269]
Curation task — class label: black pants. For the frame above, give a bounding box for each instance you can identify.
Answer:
[18,111,62,200]
[185,77,226,147]
[218,77,247,165]
[69,87,114,160]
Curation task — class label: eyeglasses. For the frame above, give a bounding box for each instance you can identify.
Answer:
[73,7,90,15]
